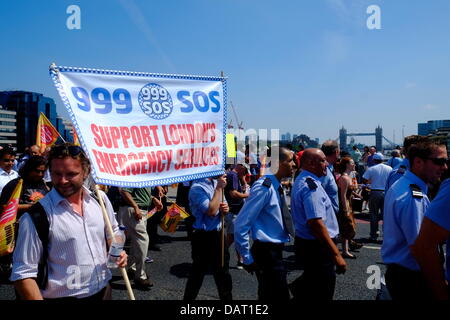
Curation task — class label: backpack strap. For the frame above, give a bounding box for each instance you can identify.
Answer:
[27,202,49,290]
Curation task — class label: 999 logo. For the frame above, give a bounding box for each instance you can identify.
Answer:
[138,83,173,120]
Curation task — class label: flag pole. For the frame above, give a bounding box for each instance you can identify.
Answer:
[221,189,225,268]
[94,185,135,300]
[220,70,226,268]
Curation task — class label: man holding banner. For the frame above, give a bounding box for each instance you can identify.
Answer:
[183,174,232,301]
[11,144,127,299]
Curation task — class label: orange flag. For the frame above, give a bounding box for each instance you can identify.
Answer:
[37,112,60,153]
[0,179,23,256]
[73,125,80,146]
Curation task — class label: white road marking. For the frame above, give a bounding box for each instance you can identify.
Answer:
[363,246,381,250]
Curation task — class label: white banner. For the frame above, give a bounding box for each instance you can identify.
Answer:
[50,65,226,187]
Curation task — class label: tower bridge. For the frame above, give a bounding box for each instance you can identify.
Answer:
[339,126,395,151]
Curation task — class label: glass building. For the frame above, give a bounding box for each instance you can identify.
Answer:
[0,91,71,152]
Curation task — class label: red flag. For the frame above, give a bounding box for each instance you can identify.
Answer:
[37,112,60,153]
[73,125,80,146]
[0,179,23,256]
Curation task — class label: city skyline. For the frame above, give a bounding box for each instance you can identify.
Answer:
[1,0,450,145]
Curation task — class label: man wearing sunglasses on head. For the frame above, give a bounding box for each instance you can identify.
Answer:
[10,143,127,300]
[382,141,448,300]
[0,146,19,195]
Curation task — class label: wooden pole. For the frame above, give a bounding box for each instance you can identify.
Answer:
[221,189,225,268]
[95,185,135,300]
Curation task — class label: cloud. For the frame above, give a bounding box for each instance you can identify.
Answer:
[423,104,437,110]
[404,82,417,89]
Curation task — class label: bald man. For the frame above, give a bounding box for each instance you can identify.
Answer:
[290,148,346,300]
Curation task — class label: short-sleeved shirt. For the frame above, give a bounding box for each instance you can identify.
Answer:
[10,187,118,298]
[387,157,402,168]
[225,170,244,214]
[189,178,224,231]
[234,174,290,264]
[424,179,450,281]
[363,163,393,190]
[0,168,19,194]
[381,171,429,270]
[291,170,339,240]
[319,165,339,213]
[385,159,410,191]
[121,187,152,209]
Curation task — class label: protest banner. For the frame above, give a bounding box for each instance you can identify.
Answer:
[49,65,227,187]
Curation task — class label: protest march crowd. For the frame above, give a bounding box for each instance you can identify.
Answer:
[0,131,449,301]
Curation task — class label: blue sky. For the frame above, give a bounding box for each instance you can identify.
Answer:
[1,0,450,145]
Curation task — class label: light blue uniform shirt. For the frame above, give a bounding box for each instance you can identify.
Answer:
[382,170,430,270]
[234,174,290,265]
[424,179,450,281]
[189,178,223,231]
[385,158,410,191]
[291,170,339,240]
[319,165,339,213]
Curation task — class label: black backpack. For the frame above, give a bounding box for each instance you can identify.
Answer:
[26,202,49,289]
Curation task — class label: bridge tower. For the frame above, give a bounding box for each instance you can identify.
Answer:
[375,126,383,151]
[339,126,348,151]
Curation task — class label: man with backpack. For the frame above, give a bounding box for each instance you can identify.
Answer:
[10,143,127,300]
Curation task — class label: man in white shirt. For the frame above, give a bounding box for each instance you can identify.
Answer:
[363,153,393,242]
[0,146,19,195]
[11,143,127,300]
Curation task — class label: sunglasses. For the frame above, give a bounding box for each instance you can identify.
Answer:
[425,157,449,166]
[2,159,14,163]
[51,145,84,157]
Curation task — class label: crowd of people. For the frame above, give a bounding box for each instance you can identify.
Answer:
[0,135,449,300]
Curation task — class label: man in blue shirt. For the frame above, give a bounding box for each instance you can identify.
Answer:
[290,148,346,300]
[234,147,295,300]
[319,140,339,214]
[412,178,450,300]
[183,174,231,300]
[385,135,430,191]
[366,146,377,167]
[382,141,448,300]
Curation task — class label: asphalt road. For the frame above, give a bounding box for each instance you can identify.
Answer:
[0,197,385,301]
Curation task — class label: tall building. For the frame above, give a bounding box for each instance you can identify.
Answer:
[0,106,17,147]
[418,120,450,135]
[0,91,71,151]
[286,132,291,142]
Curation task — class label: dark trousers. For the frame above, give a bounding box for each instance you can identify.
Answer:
[251,240,290,301]
[290,237,336,301]
[385,264,433,300]
[183,229,232,301]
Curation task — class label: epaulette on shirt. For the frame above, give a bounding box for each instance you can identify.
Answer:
[306,178,318,190]
[397,165,407,174]
[262,177,272,188]
[410,184,423,199]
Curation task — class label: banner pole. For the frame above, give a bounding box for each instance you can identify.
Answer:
[221,189,225,268]
[95,185,135,300]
